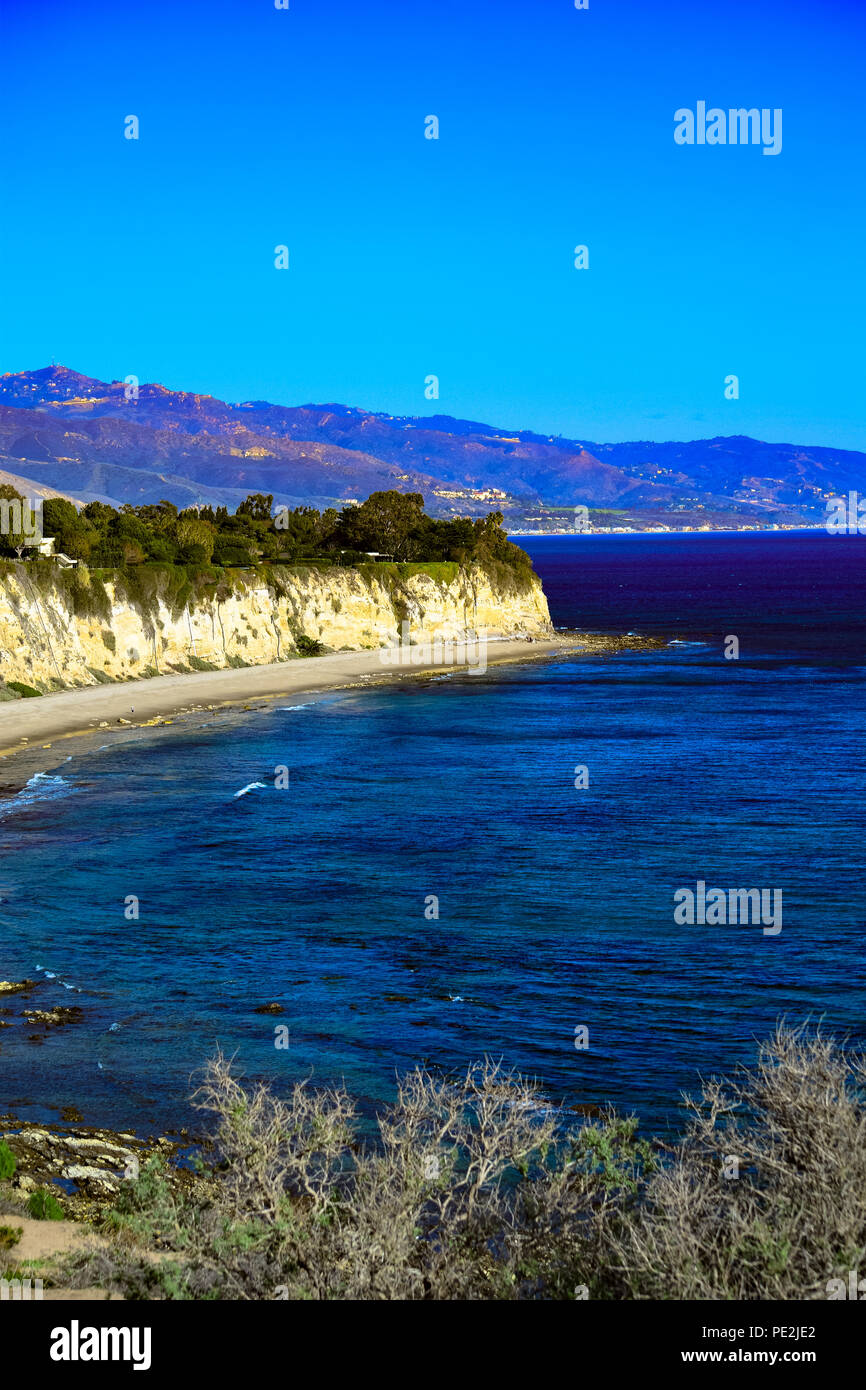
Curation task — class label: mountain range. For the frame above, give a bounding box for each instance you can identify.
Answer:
[1,365,862,530]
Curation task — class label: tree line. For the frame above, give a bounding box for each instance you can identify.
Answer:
[0,486,534,580]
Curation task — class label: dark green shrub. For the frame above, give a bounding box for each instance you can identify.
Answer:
[27,1188,65,1221]
[0,1225,22,1251]
[0,1140,16,1181]
[6,681,42,698]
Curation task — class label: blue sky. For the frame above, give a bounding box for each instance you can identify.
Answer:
[2,0,864,448]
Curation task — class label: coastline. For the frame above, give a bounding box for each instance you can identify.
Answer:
[0,625,663,1225]
[0,632,662,796]
[508,524,825,536]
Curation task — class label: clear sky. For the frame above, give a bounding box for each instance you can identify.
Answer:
[2,0,864,449]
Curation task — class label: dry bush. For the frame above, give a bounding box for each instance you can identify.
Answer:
[73,1053,649,1300]
[67,1024,866,1300]
[614,1022,866,1299]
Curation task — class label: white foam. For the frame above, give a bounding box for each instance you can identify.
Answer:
[0,772,76,821]
[234,781,267,798]
[34,964,81,992]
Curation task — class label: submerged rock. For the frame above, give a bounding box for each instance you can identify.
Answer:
[22,1006,84,1029]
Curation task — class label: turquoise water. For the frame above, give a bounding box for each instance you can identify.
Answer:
[1,531,864,1138]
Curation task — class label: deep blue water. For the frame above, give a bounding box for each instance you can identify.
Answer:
[1,530,864,1139]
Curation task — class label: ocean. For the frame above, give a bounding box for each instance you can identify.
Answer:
[1,529,864,1139]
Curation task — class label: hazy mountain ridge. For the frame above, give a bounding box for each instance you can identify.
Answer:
[0,366,862,526]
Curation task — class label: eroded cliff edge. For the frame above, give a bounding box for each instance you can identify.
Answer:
[0,561,552,690]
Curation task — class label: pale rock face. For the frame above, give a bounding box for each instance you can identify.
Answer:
[0,565,552,688]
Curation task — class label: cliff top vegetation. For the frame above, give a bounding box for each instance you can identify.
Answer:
[0,485,534,583]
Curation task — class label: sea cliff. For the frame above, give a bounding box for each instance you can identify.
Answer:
[0,561,551,691]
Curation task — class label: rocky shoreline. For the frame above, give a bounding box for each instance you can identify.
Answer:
[0,978,204,1223]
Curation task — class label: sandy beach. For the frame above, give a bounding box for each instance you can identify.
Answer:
[0,633,664,795]
[0,636,563,793]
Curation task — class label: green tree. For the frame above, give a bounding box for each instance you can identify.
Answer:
[173,515,215,563]
[337,491,425,559]
[41,496,93,560]
[81,500,118,527]
[237,493,274,522]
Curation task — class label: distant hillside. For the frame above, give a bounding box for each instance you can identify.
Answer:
[1,365,862,528]
[0,465,88,507]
